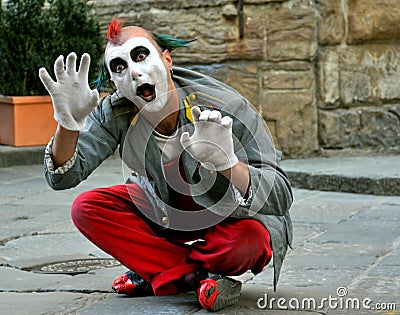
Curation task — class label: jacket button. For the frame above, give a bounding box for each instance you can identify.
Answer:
[190,94,196,101]
[162,216,169,225]
[209,170,215,175]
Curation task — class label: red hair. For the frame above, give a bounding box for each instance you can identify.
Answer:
[107,16,122,44]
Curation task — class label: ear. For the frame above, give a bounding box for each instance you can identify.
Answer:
[162,49,173,71]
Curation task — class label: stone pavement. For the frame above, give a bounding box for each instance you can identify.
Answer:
[0,149,399,314]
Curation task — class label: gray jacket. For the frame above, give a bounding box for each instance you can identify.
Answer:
[45,66,293,290]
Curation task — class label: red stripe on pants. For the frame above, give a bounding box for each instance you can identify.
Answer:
[71,185,272,296]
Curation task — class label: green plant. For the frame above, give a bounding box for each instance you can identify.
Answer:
[0,0,103,96]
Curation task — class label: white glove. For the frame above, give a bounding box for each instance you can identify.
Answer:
[39,52,99,131]
[180,106,239,171]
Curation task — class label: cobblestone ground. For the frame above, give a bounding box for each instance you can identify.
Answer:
[0,157,399,314]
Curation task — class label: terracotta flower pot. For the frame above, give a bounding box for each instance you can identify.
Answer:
[0,95,57,147]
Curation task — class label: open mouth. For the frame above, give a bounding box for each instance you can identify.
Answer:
[136,83,156,102]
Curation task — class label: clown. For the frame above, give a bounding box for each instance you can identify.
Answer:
[39,17,293,312]
[105,29,172,112]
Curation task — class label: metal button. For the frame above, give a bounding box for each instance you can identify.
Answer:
[190,94,196,101]
[209,170,215,175]
[162,216,169,225]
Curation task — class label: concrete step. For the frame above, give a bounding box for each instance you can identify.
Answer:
[281,155,400,196]
[0,145,45,168]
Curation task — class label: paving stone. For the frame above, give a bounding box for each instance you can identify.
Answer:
[13,190,77,206]
[375,252,400,265]
[0,204,65,223]
[285,253,374,270]
[47,272,116,293]
[367,264,399,277]
[250,247,379,289]
[290,222,330,246]
[277,269,358,287]
[78,293,200,315]
[0,292,108,315]
[37,220,76,234]
[0,209,71,242]
[0,266,71,292]
[0,177,49,198]
[353,276,400,295]
[276,261,372,288]
[0,233,105,261]
[0,195,18,205]
[1,258,124,294]
[292,241,388,258]
[310,212,400,246]
[358,203,400,220]
[353,244,400,294]
[290,190,382,224]
[0,165,44,182]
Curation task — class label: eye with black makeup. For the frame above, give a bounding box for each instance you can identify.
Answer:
[131,46,150,62]
[110,58,127,73]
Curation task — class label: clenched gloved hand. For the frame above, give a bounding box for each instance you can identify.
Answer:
[39,52,99,131]
[180,106,239,171]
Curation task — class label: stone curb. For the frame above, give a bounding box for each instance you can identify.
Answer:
[0,145,45,168]
[281,155,400,196]
[286,171,400,196]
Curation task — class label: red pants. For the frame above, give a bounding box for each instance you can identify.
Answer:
[71,184,272,295]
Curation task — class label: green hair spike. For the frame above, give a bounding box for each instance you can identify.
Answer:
[152,33,197,51]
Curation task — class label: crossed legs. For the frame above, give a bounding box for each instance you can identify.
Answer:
[71,184,272,296]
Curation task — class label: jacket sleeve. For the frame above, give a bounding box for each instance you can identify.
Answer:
[231,99,293,217]
[44,95,120,190]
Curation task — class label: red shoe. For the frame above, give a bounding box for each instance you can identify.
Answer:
[112,271,153,297]
[197,275,242,311]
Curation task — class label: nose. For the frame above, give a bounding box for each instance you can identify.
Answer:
[128,61,142,80]
[131,68,142,80]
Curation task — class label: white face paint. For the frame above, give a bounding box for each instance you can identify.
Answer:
[105,37,169,112]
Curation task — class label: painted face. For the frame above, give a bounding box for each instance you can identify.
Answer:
[105,37,169,112]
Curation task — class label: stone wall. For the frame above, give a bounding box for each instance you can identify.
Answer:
[90,0,400,158]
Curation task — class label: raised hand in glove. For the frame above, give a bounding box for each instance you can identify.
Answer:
[39,52,99,131]
[180,106,239,171]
